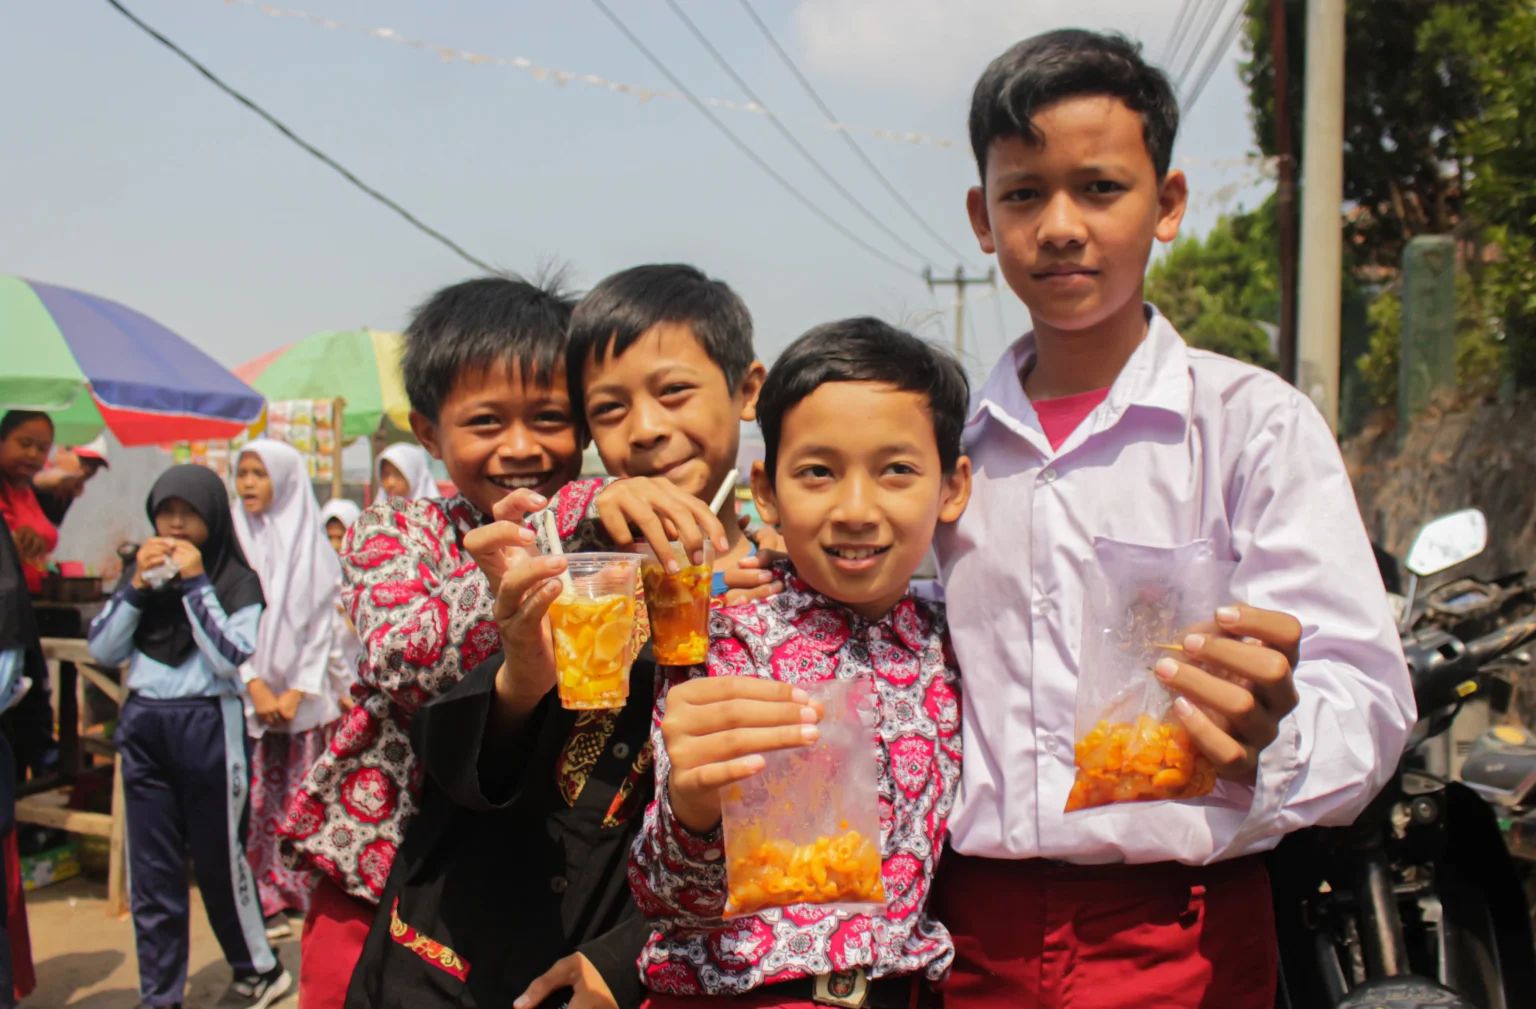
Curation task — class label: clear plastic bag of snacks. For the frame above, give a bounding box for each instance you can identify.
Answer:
[1065,539,1237,813]
[720,678,887,917]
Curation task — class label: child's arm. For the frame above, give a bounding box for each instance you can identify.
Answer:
[341,500,494,714]
[1168,392,1415,851]
[180,580,260,678]
[629,667,816,928]
[87,585,147,666]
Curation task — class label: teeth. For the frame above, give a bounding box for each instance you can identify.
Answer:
[831,546,883,560]
[490,474,547,489]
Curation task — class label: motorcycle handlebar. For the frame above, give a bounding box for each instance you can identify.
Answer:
[1466,610,1536,664]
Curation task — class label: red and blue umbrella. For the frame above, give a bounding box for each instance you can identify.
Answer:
[0,276,265,445]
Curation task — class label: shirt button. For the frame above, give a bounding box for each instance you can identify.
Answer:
[1040,467,1058,484]
[1042,736,1058,753]
[612,742,631,760]
[549,876,568,894]
[1036,597,1054,616]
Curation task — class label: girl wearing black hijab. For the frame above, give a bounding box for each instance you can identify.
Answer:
[88,466,291,1009]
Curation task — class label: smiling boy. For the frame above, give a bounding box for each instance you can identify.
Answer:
[929,30,1415,1008]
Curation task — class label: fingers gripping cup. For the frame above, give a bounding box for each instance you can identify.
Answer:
[548,553,641,710]
[638,540,714,666]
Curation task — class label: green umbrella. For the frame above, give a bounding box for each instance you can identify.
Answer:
[235,329,408,441]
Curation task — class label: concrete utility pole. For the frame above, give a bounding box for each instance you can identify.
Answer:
[924,265,996,358]
[1271,0,1299,385]
[1296,0,1346,431]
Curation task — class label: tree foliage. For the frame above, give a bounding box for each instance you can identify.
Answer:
[1146,198,1279,371]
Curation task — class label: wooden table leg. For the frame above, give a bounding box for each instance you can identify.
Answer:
[109,751,128,918]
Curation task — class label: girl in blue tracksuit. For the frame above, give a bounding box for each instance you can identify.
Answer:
[89,465,291,1009]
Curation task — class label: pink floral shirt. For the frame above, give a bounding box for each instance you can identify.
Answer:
[630,570,962,995]
[279,482,607,903]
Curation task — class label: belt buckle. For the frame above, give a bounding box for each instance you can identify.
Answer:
[812,968,870,1008]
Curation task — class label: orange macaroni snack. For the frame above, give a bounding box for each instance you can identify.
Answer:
[724,825,885,916]
[640,559,711,666]
[1065,713,1217,811]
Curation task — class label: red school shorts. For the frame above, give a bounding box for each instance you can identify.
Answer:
[298,876,376,1008]
[932,850,1277,1009]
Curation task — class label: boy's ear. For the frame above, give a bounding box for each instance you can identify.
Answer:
[749,459,778,526]
[1155,169,1189,245]
[965,186,997,255]
[736,361,768,423]
[407,410,444,461]
[937,455,973,525]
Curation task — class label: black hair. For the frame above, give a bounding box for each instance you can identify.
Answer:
[756,317,969,483]
[969,29,1179,180]
[0,410,54,442]
[566,264,755,419]
[401,275,576,422]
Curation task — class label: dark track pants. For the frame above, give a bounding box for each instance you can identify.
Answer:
[118,694,275,1006]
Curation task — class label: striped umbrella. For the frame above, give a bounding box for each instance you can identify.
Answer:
[235,329,408,441]
[0,276,265,446]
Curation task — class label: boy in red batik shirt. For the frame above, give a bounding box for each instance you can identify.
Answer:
[630,319,972,1008]
[277,276,585,1008]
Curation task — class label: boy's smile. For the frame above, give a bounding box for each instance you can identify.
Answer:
[411,360,583,518]
[966,94,1186,381]
[754,382,970,622]
[583,322,763,504]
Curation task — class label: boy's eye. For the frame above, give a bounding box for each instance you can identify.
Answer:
[468,413,500,427]
[659,383,693,399]
[885,462,919,477]
[587,402,622,421]
[795,464,834,481]
[1087,180,1125,195]
[533,410,571,427]
[1001,187,1039,203]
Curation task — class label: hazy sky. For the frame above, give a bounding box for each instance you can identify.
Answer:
[5,0,1270,384]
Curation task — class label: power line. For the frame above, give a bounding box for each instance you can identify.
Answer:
[587,0,915,275]
[733,0,980,270]
[1160,0,1199,66]
[1182,0,1247,112]
[102,0,497,274]
[1173,0,1231,92]
[1164,0,1210,72]
[662,0,935,266]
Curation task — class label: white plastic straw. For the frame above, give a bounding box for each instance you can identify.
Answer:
[707,467,739,514]
[541,510,575,591]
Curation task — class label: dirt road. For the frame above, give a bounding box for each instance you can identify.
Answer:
[25,877,300,1007]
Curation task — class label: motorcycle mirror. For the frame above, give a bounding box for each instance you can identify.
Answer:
[1405,509,1488,577]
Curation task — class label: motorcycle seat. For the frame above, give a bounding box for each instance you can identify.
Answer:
[1334,975,1477,1009]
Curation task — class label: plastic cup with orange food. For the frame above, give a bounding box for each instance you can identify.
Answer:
[547,553,641,710]
[637,540,714,666]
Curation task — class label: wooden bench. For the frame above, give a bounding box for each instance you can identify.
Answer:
[14,637,127,916]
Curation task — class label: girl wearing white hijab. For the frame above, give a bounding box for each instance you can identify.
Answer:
[318,497,364,715]
[373,443,437,503]
[232,440,350,931]
[320,498,362,555]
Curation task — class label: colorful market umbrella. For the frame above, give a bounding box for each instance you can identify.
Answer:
[235,329,408,441]
[0,276,266,446]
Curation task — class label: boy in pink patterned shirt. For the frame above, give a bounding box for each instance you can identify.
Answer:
[630,318,973,1007]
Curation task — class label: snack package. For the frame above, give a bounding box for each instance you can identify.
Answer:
[1066,538,1237,812]
[720,677,886,917]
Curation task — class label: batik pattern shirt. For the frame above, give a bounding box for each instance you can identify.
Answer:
[630,570,962,995]
[280,482,610,903]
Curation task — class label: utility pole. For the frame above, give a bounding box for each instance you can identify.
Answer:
[1271,0,1298,386]
[924,265,996,357]
[1296,0,1345,431]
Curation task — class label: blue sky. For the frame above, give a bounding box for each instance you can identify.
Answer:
[5,0,1270,384]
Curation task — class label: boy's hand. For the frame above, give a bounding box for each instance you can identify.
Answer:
[720,547,786,606]
[462,489,545,587]
[662,677,819,834]
[276,688,304,721]
[490,550,569,724]
[513,951,616,1009]
[596,478,728,570]
[1155,604,1303,785]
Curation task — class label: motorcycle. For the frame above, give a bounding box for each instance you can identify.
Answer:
[1272,509,1536,1009]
